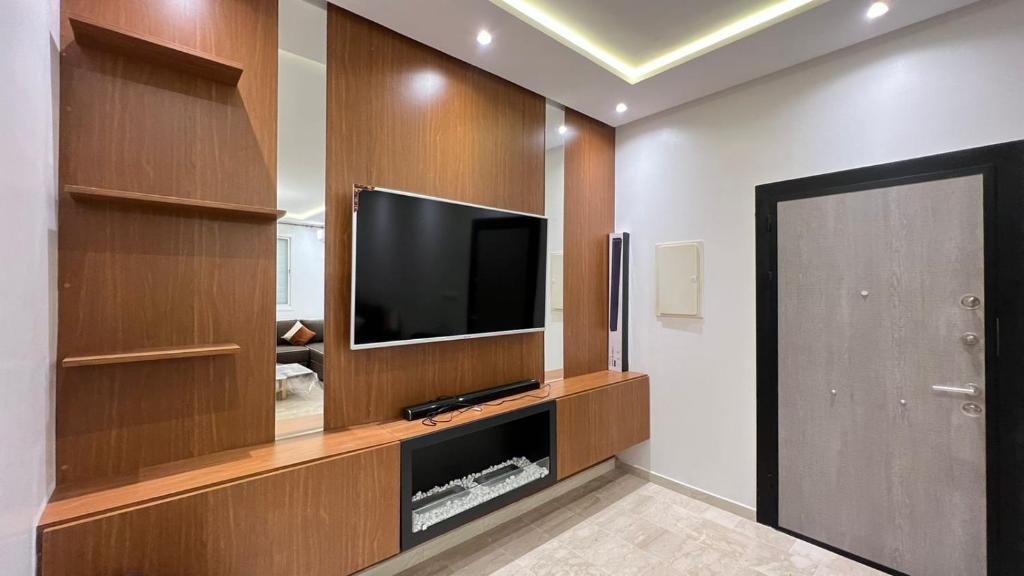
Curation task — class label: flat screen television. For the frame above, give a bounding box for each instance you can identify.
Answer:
[351,186,547,349]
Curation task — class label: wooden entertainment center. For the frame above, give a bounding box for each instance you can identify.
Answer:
[44,1,644,574]
[39,371,649,575]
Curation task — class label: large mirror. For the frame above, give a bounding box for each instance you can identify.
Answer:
[545,103,565,381]
[275,0,327,438]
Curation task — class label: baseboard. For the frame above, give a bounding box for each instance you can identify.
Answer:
[355,458,617,576]
[615,459,756,521]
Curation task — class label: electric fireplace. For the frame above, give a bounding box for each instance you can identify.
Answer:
[400,401,557,549]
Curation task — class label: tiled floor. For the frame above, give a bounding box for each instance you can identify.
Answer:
[399,469,884,576]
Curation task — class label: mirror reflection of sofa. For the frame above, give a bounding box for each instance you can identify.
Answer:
[276,319,325,381]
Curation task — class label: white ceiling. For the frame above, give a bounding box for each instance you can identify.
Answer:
[329,0,980,126]
[518,0,784,66]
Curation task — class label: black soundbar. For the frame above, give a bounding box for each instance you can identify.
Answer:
[403,379,541,421]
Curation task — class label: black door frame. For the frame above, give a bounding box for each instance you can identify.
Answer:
[755,140,1024,576]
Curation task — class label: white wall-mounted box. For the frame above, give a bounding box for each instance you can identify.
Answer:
[656,240,703,317]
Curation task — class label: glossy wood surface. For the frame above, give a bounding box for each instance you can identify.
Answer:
[325,6,546,427]
[40,444,400,576]
[563,109,616,377]
[57,0,278,485]
[67,14,244,85]
[68,185,285,220]
[41,370,645,529]
[381,370,648,441]
[62,343,241,368]
[557,375,650,479]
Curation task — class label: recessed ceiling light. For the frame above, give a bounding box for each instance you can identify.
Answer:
[866,1,890,19]
[557,125,568,135]
[476,30,493,45]
[615,103,628,114]
[491,0,825,84]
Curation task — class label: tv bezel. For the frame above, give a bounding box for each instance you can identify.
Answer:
[350,185,547,351]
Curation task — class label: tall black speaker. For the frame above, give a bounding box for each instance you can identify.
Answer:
[608,232,629,371]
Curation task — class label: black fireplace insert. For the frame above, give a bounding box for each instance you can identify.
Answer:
[400,401,557,549]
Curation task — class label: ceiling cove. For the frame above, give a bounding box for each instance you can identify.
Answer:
[490,0,829,84]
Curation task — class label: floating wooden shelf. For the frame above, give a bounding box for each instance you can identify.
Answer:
[66,185,285,221]
[62,343,241,368]
[67,14,244,85]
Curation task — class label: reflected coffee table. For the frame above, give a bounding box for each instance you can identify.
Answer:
[275,363,318,400]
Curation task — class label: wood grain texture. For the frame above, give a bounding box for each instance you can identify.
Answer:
[42,370,645,529]
[67,14,244,85]
[776,175,986,575]
[557,375,649,480]
[57,0,278,485]
[324,6,546,427]
[563,109,615,377]
[67,185,285,220]
[62,343,241,368]
[40,444,400,576]
[382,370,648,442]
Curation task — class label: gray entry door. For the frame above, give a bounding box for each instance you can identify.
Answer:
[776,174,986,575]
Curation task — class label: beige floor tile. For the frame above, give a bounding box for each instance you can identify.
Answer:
[602,513,670,550]
[401,471,879,576]
[814,555,888,576]
[789,539,840,565]
[553,522,619,556]
[519,541,607,576]
[732,519,798,552]
[499,524,554,558]
[700,505,744,529]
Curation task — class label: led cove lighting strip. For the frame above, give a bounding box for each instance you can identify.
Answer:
[492,0,828,84]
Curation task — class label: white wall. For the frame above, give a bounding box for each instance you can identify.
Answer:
[277,223,326,322]
[616,0,1024,509]
[0,0,58,573]
[545,146,565,372]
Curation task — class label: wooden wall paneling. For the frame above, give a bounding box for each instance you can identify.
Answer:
[324,6,546,427]
[563,109,616,377]
[556,375,649,479]
[40,444,401,576]
[57,0,278,485]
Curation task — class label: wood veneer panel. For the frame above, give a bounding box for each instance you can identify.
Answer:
[40,444,400,576]
[67,14,245,85]
[67,185,285,220]
[563,109,616,377]
[62,343,240,368]
[41,424,397,528]
[57,0,278,484]
[381,370,647,442]
[324,6,545,427]
[41,370,645,528]
[556,375,649,480]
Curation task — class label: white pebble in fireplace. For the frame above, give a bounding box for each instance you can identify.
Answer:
[411,456,551,533]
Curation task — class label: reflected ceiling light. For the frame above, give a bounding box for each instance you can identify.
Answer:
[491,0,826,84]
[557,124,567,135]
[615,103,628,114]
[866,1,890,19]
[286,204,326,220]
[477,30,493,45]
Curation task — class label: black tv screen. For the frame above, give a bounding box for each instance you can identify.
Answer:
[351,187,547,349]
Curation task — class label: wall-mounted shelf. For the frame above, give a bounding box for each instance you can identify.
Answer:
[67,14,244,85]
[66,185,285,221]
[62,343,241,368]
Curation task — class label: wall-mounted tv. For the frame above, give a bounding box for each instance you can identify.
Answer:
[351,186,547,350]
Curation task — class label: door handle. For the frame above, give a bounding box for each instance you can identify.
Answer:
[931,383,980,396]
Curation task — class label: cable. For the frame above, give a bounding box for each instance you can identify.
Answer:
[420,382,552,427]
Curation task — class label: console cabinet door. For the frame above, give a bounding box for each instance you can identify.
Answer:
[556,376,650,479]
[40,444,400,576]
